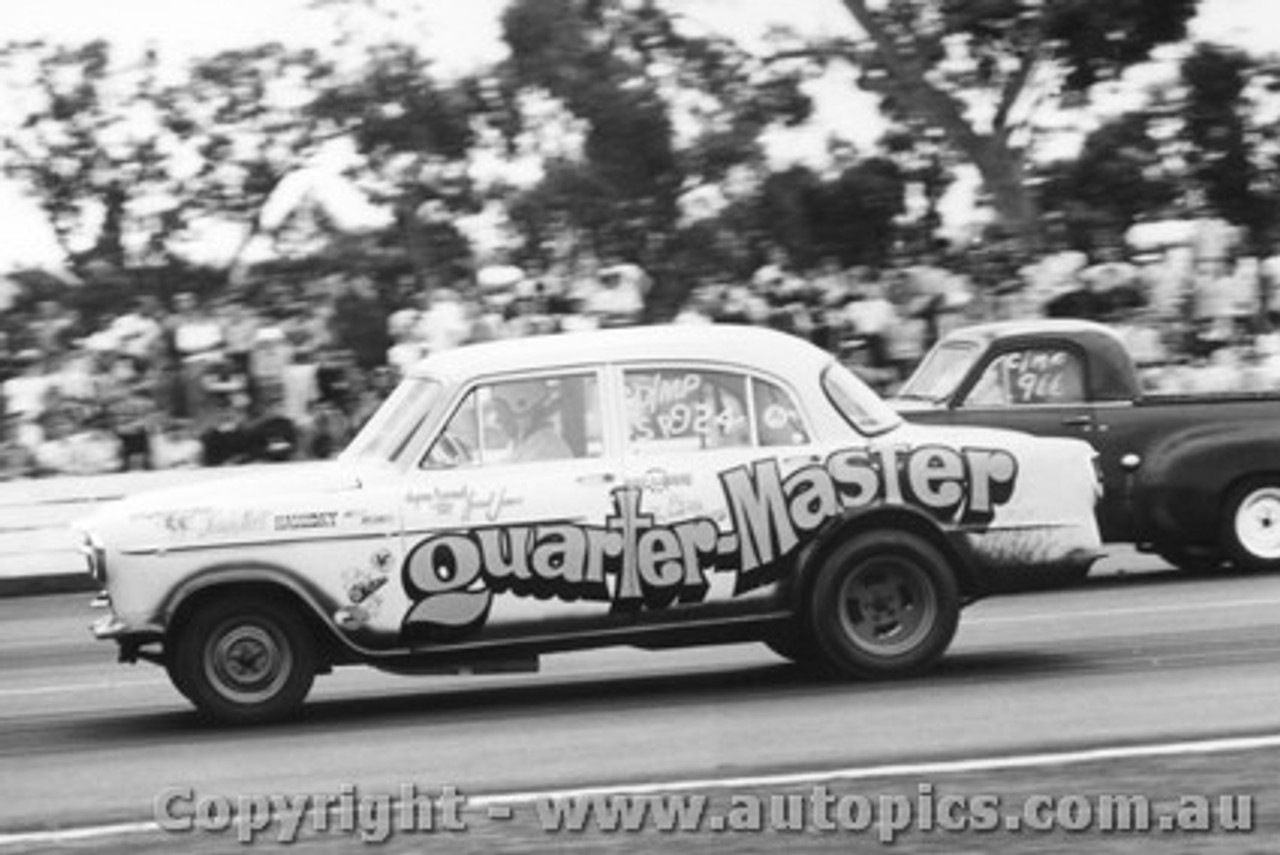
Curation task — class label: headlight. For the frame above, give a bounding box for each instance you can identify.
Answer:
[79,532,107,585]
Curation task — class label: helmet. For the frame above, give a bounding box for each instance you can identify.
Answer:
[491,380,552,417]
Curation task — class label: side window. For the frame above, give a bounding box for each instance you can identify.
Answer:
[424,374,602,468]
[752,377,810,446]
[965,348,1086,406]
[624,369,751,453]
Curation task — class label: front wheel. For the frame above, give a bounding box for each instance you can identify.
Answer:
[171,595,317,724]
[809,531,960,679]
[1222,478,1280,572]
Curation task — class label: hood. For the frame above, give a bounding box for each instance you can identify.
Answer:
[116,462,363,514]
[75,461,394,549]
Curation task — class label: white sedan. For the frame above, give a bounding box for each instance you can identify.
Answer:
[77,325,1101,723]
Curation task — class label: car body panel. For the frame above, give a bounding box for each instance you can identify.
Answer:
[79,325,1101,666]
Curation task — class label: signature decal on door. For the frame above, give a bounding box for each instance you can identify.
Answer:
[401,445,1018,635]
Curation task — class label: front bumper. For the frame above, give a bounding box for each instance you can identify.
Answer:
[90,611,130,641]
[90,593,164,663]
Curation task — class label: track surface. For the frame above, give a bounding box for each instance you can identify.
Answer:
[2,560,1280,847]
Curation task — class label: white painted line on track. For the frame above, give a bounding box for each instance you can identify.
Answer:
[472,732,1280,804]
[0,679,167,699]
[5,732,1280,848]
[968,596,1280,625]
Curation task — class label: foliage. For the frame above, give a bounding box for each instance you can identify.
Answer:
[1180,44,1277,249]
[831,0,1200,244]
[758,159,906,269]
[1036,111,1180,250]
[498,0,815,272]
[1036,43,1280,253]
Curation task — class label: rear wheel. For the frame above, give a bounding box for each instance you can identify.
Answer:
[1223,478,1280,572]
[171,595,317,724]
[808,531,960,679]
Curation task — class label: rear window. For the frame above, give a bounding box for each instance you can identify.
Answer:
[821,363,901,436]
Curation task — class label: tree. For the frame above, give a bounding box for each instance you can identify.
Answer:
[0,40,164,268]
[1180,43,1276,250]
[0,39,349,280]
[306,42,484,288]
[831,0,1199,246]
[1037,110,1180,249]
[758,159,906,268]
[499,0,813,275]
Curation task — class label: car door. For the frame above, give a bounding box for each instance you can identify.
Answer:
[613,363,818,621]
[949,342,1136,538]
[950,342,1095,438]
[397,369,625,643]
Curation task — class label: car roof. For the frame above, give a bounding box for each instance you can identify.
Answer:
[409,324,834,383]
[938,318,1122,345]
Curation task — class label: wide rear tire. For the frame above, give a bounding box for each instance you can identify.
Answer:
[809,531,960,679]
[171,595,317,724]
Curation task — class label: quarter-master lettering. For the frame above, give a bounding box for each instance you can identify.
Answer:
[400,445,1018,636]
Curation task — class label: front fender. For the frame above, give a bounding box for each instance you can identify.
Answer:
[158,562,382,658]
[1137,425,1280,547]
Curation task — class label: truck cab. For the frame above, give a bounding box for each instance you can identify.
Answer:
[895,319,1280,571]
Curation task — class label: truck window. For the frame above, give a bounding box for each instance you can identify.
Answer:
[965,348,1086,406]
[896,340,981,402]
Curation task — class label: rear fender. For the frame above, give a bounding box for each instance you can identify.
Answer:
[780,505,980,619]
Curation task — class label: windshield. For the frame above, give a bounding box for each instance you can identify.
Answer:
[821,363,902,436]
[896,340,982,401]
[341,378,444,464]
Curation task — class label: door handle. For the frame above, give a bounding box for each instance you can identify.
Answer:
[1061,415,1093,427]
[575,473,617,485]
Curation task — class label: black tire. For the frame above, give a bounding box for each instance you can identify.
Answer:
[171,595,317,724]
[808,531,960,679]
[1222,478,1280,572]
[763,624,821,666]
[165,656,195,702]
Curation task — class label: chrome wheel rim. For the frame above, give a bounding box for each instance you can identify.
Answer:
[837,557,937,656]
[205,622,291,703]
[1235,486,1280,560]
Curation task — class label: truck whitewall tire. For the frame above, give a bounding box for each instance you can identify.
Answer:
[1224,479,1280,572]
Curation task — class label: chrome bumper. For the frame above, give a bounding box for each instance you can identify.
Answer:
[90,612,130,641]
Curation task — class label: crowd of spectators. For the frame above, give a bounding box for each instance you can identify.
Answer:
[5,222,1280,480]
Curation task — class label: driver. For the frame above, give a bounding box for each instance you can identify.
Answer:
[491,379,572,463]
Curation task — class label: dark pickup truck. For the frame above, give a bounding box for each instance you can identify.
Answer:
[893,318,1280,572]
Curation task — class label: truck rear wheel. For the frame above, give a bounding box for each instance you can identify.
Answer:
[172,595,317,724]
[1223,478,1280,572]
[808,531,960,679]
